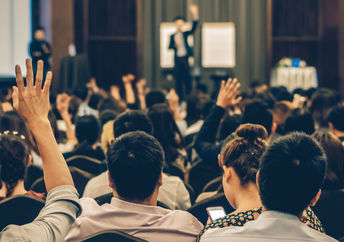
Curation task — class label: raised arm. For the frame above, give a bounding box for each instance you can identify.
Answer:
[187,4,199,34]
[122,74,136,105]
[12,59,74,192]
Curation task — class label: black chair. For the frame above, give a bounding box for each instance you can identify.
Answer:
[66,155,103,176]
[201,176,222,193]
[313,189,344,240]
[0,195,45,230]
[82,229,147,242]
[94,192,169,209]
[188,161,221,197]
[184,182,196,205]
[187,192,234,225]
[24,165,43,190]
[31,166,94,196]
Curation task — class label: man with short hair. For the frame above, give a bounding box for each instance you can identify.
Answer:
[65,131,203,241]
[83,110,191,210]
[328,105,344,143]
[200,132,337,242]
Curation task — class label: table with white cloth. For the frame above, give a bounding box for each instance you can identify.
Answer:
[270,66,318,92]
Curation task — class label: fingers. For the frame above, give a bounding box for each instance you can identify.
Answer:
[35,60,44,92]
[43,71,52,95]
[26,58,34,89]
[12,86,19,110]
[15,65,25,92]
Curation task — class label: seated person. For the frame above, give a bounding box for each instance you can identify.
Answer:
[328,104,344,143]
[65,131,203,241]
[0,59,81,240]
[199,124,323,238]
[200,132,336,241]
[63,115,105,161]
[0,131,44,200]
[83,110,191,210]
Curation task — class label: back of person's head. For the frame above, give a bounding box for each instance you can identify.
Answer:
[173,16,186,22]
[221,124,268,185]
[98,97,124,114]
[73,88,89,102]
[202,101,215,119]
[186,95,203,126]
[242,101,273,135]
[0,111,36,153]
[145,90,166,109]
[88,93,103,110]
[328,105,344,132]
[75,115,100,145]
[273,101,293,133]
[218,113,242,141]
[284,108,315,135]
[270,86,293,102]
[254,91,276,109]
[107,131,164,201]
[113,110,153,138]
[312,131,344,190]
[99,109,118,128]
[259,132,326,215]
[310,88,341,128]
[0,132,30,197]
[148,103,183,163]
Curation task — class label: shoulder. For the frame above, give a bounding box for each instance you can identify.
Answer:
[170,210,203,229]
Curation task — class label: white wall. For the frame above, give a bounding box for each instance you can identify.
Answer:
[0,0,31,76]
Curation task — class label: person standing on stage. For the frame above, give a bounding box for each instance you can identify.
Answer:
[29,27,52,76]
[169,4,199,101]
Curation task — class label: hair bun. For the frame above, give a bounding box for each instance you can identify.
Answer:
[236,123,268,142]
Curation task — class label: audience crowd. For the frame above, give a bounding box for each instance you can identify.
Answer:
[0,58,343,241]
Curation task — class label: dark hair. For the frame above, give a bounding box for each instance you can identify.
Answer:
[0,111,37,154]
[242,101,273,135]
[259,132,326,215]
[0,133,30,197]
[328,105,344,132]
[173,16,186,22]
[312,131,344,190]
[113,110,153,138]
[148,103,184,163]
[221,124,267,186]
[310,88,341,128]
[254,91,276,109]
[75,115,100,145]
[284,108,315,135]
[107,131,164,201]
[98,97,124,114]
[35,26,45,32]
[270,86,293,102]
[99,110,118,128]
[145,90,166,109]
[218,113,242,141]
[88,94,103,110]
[186,95,203,126]
[273,101,293,133]
[73,88,89,101]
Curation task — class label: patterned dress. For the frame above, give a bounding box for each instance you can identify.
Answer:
[198,207,324,239]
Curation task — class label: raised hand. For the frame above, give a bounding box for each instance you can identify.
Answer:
[56,93,71,116]
[122,74,135,85]
[12,59,52,128]
[216,78,242,109]
[189,4,199,19]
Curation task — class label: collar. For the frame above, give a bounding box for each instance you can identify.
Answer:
[257,210,300,222]
[110,197,168,213]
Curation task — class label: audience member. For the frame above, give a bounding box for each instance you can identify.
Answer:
[83,110,191,210]
[66,131,203,241]
[0,59,81,241]
[200,132,335,241]
[0,131,45,200]
[328,105,344,143]
[284,108,315,135]
[63,115,105,161]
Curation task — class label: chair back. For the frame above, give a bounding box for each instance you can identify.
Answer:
[24,165,43,190]
[0,195,45,230]
[66,155,103,176]
[82,229,147,242]
[187,192,234,225]
[201,176,222,193]
[30,177,46,194]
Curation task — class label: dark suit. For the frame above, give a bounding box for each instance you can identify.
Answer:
[169,20,198,100]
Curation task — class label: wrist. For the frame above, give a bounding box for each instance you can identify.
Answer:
[216,101,227,109]
[27,118,51,134]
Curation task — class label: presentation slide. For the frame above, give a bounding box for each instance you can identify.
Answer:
[0,0,31,76]
[202,22,235,68]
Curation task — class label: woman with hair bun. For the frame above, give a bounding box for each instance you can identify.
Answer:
[198,124,323,238]
[0,131,45,200]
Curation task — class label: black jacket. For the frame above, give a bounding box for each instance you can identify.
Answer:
[168,20,198,59]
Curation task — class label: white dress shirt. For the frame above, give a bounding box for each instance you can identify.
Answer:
[83,172,191,210]
[65,197,203,242]
[174,32,187,57]
[200,210,337,242]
